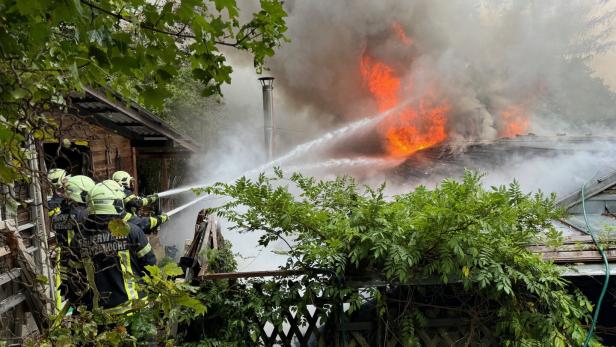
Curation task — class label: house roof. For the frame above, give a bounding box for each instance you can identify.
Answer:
[557,170,616,210]
[69,87,200,153]
[533,170,616,276]
[392,136,616,276]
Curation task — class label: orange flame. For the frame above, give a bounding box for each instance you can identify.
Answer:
[391,21,413,46]
[359,55,400,111]
[360,53,448,157]
[499,104,530,137]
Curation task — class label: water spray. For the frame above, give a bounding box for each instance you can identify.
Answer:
[284,157,402,172]
[158,100,416,218]
[166,194,213,217]
[158,185,203,198]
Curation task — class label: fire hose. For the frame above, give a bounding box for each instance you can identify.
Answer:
[581,179,610,347]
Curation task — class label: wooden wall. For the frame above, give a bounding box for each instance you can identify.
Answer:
[47,114,136,183]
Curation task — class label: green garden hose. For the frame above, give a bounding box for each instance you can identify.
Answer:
[581,180,610,347]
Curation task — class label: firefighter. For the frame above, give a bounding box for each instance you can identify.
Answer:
[47,168,68,218]
[51,175,95,311]
[64,181,156,313]
[103,179,169,234]
[111,170,159,215]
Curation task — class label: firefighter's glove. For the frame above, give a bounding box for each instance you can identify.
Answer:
[160,214,168,224]
[146,194,159,204]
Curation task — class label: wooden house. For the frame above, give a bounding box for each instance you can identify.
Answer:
[0,87,199,342]
[43,86,199,193]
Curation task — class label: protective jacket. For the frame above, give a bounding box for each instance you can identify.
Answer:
[51,203,88,309]
[123,188,156,214]
[122,212,165,235]
[48,193,64,217]
[62,215,156,312]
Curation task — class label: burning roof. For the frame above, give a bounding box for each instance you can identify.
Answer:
[269,1,616,159]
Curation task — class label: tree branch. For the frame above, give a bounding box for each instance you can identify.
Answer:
[79,0,252,47]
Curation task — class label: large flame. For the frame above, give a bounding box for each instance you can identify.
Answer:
[499,104,530,138]
[360,53,449,157]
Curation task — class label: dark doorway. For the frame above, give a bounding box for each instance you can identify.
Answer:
[43,142,93,177]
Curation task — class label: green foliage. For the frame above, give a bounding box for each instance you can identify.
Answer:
[29,262,206,346]
[37,172,601,345]
[201,240,238,273]
[199,170,599,345]
[156,66,226,146]
[0,0,288,183]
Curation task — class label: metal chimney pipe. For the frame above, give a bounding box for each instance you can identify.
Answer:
[259,77,275,160]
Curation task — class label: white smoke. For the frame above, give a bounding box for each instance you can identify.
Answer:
[270,0,616,144]
[159,0,616,269]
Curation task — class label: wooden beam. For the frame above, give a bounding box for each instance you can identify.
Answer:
[0,246,11,258]
[539,249,616,263]
[0,268,21,286]
[0,292,26,314]
[200,269,305,280]
[161,158,169,192]
[132,146,138,195]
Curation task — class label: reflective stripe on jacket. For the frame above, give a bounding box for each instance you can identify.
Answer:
[123,212,161,235]
[62,215,156,311]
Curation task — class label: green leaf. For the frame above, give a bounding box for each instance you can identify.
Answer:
[213,0,239,18]
[161,262,184,277]
[191,15,208,41]
[71,0,83,16]
[88,45,110,67]
[175,295,206,315]
[141,86,168,110]
[10,88,28,100]
[108,219,130,237]
[145,265,160,277]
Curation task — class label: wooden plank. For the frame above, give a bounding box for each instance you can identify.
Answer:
[17,223,35,232]
[562,235,616,243]
[0,292,26,314]
[541,249,616,263]
[0,268,21,286]
[211,218,219,250]
[201,270,305,280]
[0,246,11,258]
[0,225,50,331]
[131,147,138,194]
[195,221,214,277]
[529,244,616,253]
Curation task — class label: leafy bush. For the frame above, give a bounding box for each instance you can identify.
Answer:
[203,170,598,346]
[36,172,600,346]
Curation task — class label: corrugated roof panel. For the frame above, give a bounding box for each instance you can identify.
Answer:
[568,201,606,214]
[101,112,134,124]
[125,125,159,136]
[562,214,616,234]
[78,101,108,110]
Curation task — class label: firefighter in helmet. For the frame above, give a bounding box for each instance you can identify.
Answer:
[63,181,156,313]
[51,175,95,310]
[103,179,168,234]
[111,171,159,215]
[47,168,69,218]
